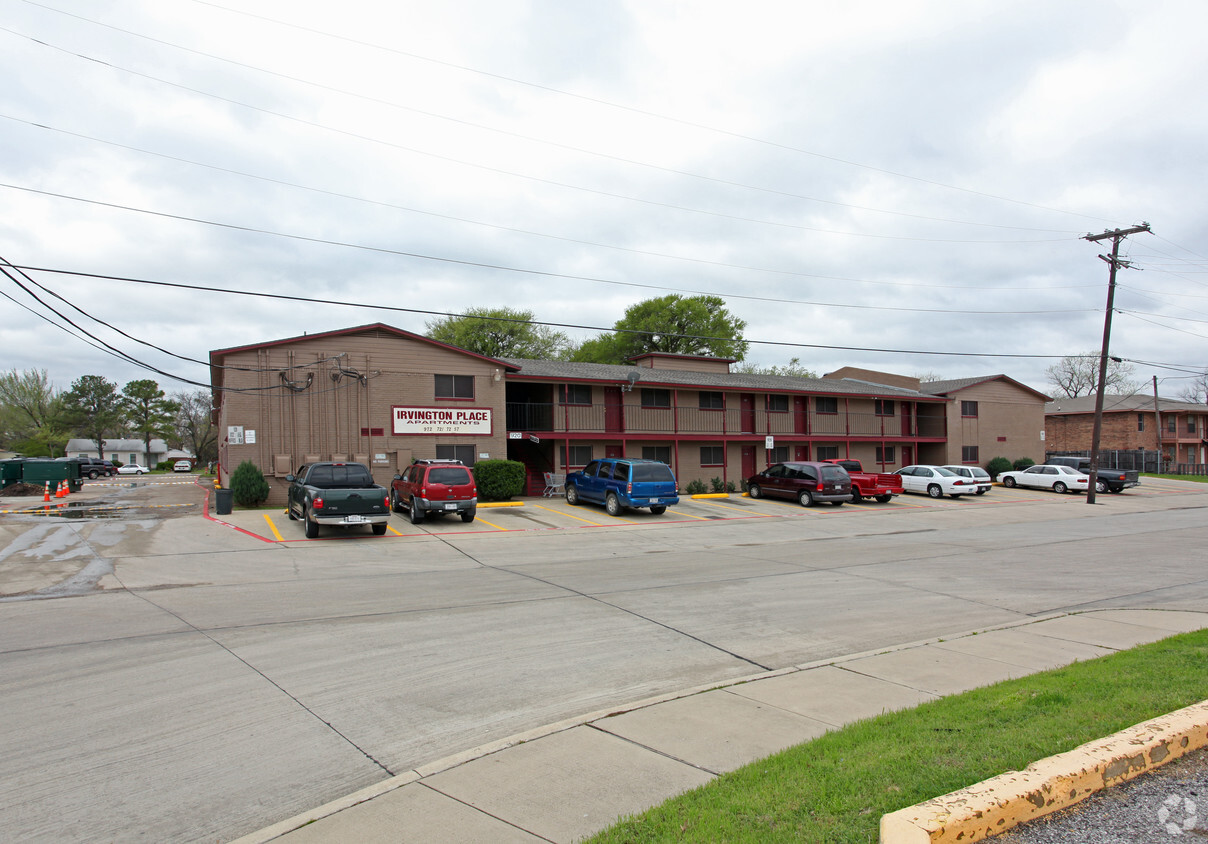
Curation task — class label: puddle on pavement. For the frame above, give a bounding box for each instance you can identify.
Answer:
[17,501,129,519]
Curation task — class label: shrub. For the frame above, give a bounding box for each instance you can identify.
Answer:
[985,457,1013,479]
[1013,457,1036,471]
[710,476,726,493]
[229,459,270,507]
[726,480,737,493]
[473,459,526,501]
[684,479,708,495]
[156,460,174,471]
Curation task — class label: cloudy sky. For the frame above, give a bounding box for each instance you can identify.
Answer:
[3,0,1206,399]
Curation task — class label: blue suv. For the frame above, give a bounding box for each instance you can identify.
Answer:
[564,458,679,516]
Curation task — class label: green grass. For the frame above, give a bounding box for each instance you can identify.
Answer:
[1142,473,1208,483]
[586,628,1208,844]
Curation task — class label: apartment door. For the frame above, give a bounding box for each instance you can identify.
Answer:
[741,446,757,479]
[604,387,624,433]
[740,394,756,433]
[793,396,808,434]
[794,445,810,461]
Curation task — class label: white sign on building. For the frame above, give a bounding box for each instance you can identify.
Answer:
[392,406,493,436]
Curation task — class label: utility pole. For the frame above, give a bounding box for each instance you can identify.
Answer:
[1082,223,1151,504]
[1153,375,1162,470]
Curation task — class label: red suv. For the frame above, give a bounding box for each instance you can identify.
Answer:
[391,459,477,524]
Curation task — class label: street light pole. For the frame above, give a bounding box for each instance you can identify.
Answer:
[1082,223,1151,504]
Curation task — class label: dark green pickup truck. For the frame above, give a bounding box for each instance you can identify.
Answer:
[286,462,390,538]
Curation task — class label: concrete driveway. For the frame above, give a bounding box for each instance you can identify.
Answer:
[1,476,1205,841]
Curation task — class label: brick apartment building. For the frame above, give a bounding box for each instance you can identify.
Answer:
[210,323,1049,504]
[1045,394,1208,467]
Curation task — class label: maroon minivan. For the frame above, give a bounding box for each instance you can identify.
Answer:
[746,461,852,507]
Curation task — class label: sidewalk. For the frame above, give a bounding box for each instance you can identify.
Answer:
[233,608,1208,844]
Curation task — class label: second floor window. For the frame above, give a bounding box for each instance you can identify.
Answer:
[1137,413,1145,432]
[559,384,592,405]
[767,395,789,412]
[435,374,473,399]
[1189,417,1198,434]
[875,399,895,416]
[961,401,979,417]
[699,391,724,410]
[641,388,671,408]
[1169,416,1177,433]
[815,397,838,414]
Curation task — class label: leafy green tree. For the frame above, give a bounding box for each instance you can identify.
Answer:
[571,295,748,364]
[426,307,572,359]
[731,357,818,378]
[62,375,123,459]
[0,368,69,455]
[122,380,179,467]
[173,390,218,464]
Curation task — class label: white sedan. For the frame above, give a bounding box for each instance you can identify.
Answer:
[117,463,149,475]
[893,465,978,498]
[998,464,1089,494]
[941,465,993,495]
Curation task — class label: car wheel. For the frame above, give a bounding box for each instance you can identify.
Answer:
[605,492,622,516]
[1003,477,1017,488]
[650,505,667,515]
[1096,480,1108,494]
[875,494,893,503]
[830,500,844,506]
[461,511,475,523]
[797,489,814,507]
[850,490,862,503]
[304,510,319,538]
[565,484,579,505]
[89,470,99,479]
[372,523,387,535]
[409,499,424,525]
[1053,481,1068,494]
[975,488,987,495]
[927,484,943,499]
[747,483,762,499]
[389,490,401,513]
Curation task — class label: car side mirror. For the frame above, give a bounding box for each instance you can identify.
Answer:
[393,474,402,480]
[285,475,296,482]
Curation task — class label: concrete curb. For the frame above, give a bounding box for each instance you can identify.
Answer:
[880,699,1208,843]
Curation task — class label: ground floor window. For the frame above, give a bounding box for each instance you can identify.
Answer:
[567,444,592,466]
[700,446,724,466]
[769,445,789,463]
[437,444,476,465]
[876,446,895,463]
[642,446,672,463]
[962,445,979,463]
[815,445,839,460]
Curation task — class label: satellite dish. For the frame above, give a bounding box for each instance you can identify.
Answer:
[625,370,640,391]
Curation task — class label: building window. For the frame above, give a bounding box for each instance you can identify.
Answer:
[1188,417,1198,434]
[642,446,671,463]
[769,445,789,463]
[641,388,671,408]
[1168,415,1177,433]
[962,445,979,463]
[701,446,724,466]
[1137,414,1145,432]
[436,444,476,464]
[435,374,473,399]
[559,384,591,405]
[567,445,592,466]
[875,399,895,416]
[815,445,839,460]
[767,395,789,412]
[815,397,838,414]
[699,391,724,410]
[961,401,979,417]
[876,446,895,463]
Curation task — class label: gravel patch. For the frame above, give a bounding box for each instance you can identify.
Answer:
[993,746,1208,842]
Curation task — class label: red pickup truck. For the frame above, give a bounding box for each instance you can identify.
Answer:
[822,459,903,503]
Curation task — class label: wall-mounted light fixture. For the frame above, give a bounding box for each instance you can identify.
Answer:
[493,368,502,382]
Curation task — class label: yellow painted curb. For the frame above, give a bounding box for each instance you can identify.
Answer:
[690,492,731,499]
[479,500,524,508]
[880,699,1208,843]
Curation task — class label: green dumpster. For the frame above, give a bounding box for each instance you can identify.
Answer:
[1,458,26,489]
[21,458,83,493]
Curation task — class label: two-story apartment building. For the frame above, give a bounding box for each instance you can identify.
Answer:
[1045,393,1208,468]
[210,323,1048,504]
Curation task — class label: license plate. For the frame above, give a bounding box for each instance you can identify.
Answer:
[345,514,364,523]
[444,503,457,510]
[649,498,660,504]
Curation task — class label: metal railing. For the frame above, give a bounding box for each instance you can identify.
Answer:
[507,402,945,438]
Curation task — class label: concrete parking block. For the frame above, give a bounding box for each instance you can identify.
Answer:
[931,626,1115,671]
[592,687,831,773]
[277,782,545,844]
[729,664,937,726]
[843,643,1029,696]
[423,725,714,843]
[1024,612,1202,650]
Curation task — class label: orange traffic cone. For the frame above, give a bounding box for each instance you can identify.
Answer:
[55,480,64,499]
[43,481,50,502]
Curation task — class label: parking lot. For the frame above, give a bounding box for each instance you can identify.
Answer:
[242,479,1186,542]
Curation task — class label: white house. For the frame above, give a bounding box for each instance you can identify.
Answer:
[65,439,193,467]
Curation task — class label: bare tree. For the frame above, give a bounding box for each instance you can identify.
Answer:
[1045,353,1140,398]
[1177,369,1208,405]
[173,390,218,465]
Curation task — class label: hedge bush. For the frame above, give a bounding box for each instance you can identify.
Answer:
[1013,457,1036,471]
[685,479,708,495]
[985,457,1013,479]
[473,459,526,501]
[229,459,270,507]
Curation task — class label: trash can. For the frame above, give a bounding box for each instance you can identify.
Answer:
[215,488,233,515]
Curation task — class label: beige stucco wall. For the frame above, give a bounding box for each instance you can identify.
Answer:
[940,381,1046,466]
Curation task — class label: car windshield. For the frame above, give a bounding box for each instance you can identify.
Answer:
[970,468,990,478]
[631,463,674,482]
[933,467,957,476]
[819,466,847,482]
